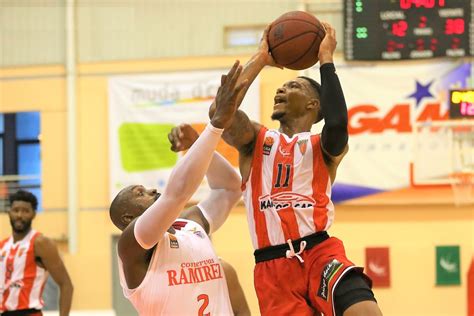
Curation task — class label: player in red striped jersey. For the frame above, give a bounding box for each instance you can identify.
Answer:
[0,190,73,316]
[209,23,382,316]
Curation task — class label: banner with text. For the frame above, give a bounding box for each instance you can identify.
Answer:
[108,70,260,201]
[306,61,471,200]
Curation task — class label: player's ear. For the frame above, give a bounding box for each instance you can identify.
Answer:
[306,98,319,110]
[121,213,134,225]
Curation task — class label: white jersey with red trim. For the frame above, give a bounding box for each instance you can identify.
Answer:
[118,219,233,316]
[242,127,335,250]
[0,229,48,312]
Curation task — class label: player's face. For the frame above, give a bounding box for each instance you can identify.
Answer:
[272,78,314,122]
[128,185,161,217]
[9,201,36,234]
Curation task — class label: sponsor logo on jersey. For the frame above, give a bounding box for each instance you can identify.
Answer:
[167,258,223,286]
[17,248,26,257]
[263,137,274,155]
[317,259,343,300]
[190,227,205,239]
[169,234,179,249]
[297,139,308,155]
[259,192,315,211]
[172,221,187,231]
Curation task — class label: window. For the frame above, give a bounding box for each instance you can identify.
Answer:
[0,112,42,211]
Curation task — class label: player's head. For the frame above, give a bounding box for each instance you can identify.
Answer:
[8,190,38,234]
[271,76,322,125]
[109,185,161,231]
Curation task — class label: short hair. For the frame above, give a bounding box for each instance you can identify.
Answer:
[298,76,323,123]
[298,76,321,98]
[9,190,38,211]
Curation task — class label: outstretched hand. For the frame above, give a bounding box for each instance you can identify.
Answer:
[168,124,199,152]
[210,60,248,129]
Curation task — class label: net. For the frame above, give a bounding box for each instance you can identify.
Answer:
[412,120,474,205]
[450,172,474,206]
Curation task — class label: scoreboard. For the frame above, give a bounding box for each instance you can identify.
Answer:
[344,0,473,60]
[450,90,474,119]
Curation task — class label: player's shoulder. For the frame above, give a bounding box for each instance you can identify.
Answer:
[0,236,10,248]
[33,233,56,251]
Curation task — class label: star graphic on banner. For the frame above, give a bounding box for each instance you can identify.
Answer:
[407,80,434,108]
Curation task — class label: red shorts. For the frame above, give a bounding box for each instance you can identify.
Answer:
[254,237,360,316]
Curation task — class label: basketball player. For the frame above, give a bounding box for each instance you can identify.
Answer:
[0,190,73,316]
[208,23,382,316]
[168,124,251,316]
[110,62,248,315]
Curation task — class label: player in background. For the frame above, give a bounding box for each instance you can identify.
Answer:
[0,190,73,316]
[209,22,382,316]
[110,62,247,315]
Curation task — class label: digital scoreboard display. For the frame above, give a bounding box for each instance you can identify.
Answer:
[450,90,474,119]
[344,0,473,60]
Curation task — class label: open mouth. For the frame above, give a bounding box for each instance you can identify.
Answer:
[274,95,286,105]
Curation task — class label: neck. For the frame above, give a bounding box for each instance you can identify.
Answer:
[278,117,313,137]
[12,228,31,243]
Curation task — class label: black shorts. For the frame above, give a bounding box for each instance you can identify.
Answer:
[1,309,42,316]
[334,269,377,316]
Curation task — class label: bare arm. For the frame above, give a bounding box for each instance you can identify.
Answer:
[35,236,73,316]
[209,26,279,153]
[221,259,251,316]
[169,124,242,234]
[122,61,246,252]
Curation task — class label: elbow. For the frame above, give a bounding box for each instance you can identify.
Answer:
[228,188,242,206]
[60,279,74,293]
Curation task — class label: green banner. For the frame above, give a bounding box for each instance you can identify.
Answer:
[119,123,177,172]
[436,245,461,286]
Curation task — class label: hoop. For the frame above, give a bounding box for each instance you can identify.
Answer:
[449,171,474,206]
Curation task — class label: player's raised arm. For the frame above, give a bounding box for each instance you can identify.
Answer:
[123,61,246,251]
[169,124,242,234]
[318,22,349,163]
[209,26,279,153]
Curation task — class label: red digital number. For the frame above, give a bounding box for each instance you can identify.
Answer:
[451,38,461,49]
[460,103,474,116]
[445,19,465,35]
[418,16,427,28]
[416,39,425,51]
[392,20,408,37]
[387,40,404,52]
[197,294,210,316]
[400,0,444,9]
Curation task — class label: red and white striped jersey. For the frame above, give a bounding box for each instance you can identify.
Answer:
[118,219,233,316]
[0,230,48,312]
[242,127,335,250]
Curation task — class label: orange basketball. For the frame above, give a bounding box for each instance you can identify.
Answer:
[268,11,326,70]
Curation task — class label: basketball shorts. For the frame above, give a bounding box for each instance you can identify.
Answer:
[254,235,376,316]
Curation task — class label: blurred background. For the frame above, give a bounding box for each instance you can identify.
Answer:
[0,0,473,315]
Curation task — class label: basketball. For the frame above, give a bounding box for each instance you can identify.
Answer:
[268,11,325,70]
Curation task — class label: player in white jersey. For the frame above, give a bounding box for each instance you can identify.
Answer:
[110,63,249,316]
[208,23,382,316]
[0,190,73,316]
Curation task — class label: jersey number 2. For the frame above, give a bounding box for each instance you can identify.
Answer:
[275,163,291,188]
[197,294,210,316]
